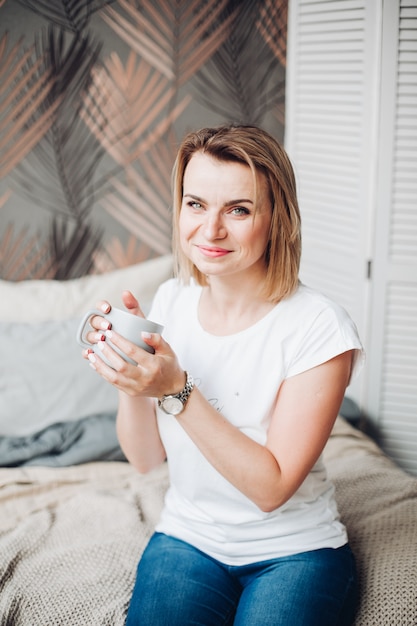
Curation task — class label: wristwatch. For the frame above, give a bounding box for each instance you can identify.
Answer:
[158,371,194,416]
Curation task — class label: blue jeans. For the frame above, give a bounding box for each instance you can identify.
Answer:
[125,532,358,626]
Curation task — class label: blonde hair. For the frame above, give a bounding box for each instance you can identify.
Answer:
[172,124,301,302]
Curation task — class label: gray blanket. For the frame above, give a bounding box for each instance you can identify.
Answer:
[0,413,125,467]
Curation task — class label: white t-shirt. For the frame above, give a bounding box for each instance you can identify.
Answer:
[148,279,364,566]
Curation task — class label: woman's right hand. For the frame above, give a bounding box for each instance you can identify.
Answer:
[81,300,112,352]
[82,291,185,401]
[82,290,146,353]
[80,290,169,471]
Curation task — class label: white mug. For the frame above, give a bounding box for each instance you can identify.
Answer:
[76,307,163,366]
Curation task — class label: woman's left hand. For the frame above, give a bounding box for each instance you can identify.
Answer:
[86,290,185,399]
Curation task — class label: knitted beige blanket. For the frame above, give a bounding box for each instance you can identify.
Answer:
[0,418,416,625]
[0,462,168,625]
[324,418,417,626]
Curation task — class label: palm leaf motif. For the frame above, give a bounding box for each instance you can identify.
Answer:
[0,32,59,179]
[0,189,12,208]
[0,222,54,280]
[13,26,104,224]
[7,26,110,279]
[48,217,103,279]
[101,0,235,86]
[191,0,286,125]
[15,0,115,34]
[257,0,288,67]
[81,50,188,256]
[256,0,288,128]
[0,206,103,281]
[101,136,176,256]
[80,50,191,169]
[93,234,152,273]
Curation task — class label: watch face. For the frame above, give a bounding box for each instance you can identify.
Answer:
[161,396,184,415]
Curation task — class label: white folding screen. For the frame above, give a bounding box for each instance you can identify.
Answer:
[367,0,417,474]
[285,0,380,405]
[286,0,417,474]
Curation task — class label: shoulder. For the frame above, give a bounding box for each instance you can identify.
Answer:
[283,283,354,328]
[286,282,339,309]
[281,283,364,379]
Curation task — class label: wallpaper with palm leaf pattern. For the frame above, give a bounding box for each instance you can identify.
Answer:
[0,0,287,280]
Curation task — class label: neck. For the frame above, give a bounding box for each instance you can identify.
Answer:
[199,272,274,335]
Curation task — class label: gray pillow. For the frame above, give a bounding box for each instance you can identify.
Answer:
[0,319,118,437]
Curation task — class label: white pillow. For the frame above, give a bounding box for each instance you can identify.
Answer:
[0,255,173,437]
[0,318,120,437]
[0,254,173,322]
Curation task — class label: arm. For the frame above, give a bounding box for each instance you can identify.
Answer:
[97,315,353,510]
[172,350,353,511]
[83,291,170,473]
[116,394,166,473]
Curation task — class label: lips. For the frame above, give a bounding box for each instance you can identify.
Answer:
[197,245,231,258]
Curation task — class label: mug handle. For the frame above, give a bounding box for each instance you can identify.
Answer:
[76,309,104,348]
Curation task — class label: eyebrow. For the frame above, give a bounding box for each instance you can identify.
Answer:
[183,194,254,207]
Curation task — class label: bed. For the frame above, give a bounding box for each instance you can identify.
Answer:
[1,256,416,625]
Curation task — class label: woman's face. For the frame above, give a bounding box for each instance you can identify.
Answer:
[179,152,272,281]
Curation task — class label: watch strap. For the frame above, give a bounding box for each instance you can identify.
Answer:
[158,371,194,414]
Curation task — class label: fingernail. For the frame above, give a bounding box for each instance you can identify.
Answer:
[141,331,152,339]
[97,341,105,351]
[96,333,106,341]
[105,329,113,339]
[101,303,110,313]
[88,352,96,363]
[101,320,110,330]
[89,362,97,371]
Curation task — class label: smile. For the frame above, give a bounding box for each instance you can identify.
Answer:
[197,245,231,258]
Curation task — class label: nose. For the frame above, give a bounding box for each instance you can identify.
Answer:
[203,212,226,240]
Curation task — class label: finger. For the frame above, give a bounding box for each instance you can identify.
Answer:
[140,330,165,354]
[87,340,129,376]
[89,315,111,332]
[104,328,157,366]
[84,331,107,346]
[121,290,146,318]
[87,347,143,397]
[95,339,130,370]
[97,300,111,314]
[87,347,113,374]
[86,302,111,332]
[83,347,94,361]
[88,301,112,331]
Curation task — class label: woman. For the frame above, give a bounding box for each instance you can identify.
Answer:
[85,125,364,625]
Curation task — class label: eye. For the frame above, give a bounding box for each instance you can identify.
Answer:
[187,200,203,210]
[230,206,250,216]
